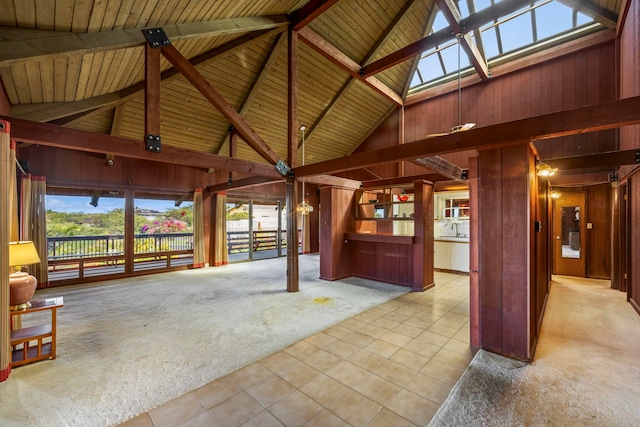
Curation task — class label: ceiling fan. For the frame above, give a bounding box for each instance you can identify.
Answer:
[428,34,475,138]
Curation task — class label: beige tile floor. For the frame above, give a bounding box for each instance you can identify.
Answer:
[120,272,473,427]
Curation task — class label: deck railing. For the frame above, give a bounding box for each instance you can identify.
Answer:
[47,230,299,281]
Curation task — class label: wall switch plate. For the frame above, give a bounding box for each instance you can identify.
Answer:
[587,223,593,229]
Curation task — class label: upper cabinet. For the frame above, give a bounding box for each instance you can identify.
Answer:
[435,191,470,220]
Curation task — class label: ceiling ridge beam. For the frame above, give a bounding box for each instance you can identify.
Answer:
[3,115,282,178]
[435,0,489,81]
[290,0,342,31]
[160,43,281,165]
[298,27,403,106]
[361,0,534,77]
[0,16,289,66]
[12,27,285,123]
[294,95,640,177]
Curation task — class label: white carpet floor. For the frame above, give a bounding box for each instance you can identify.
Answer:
[0,255,408,427]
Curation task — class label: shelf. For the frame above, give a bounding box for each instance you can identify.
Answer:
[11,324,52,342]
[12,343,53,366]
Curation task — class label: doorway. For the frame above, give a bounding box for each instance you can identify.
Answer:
[553,191,586,277]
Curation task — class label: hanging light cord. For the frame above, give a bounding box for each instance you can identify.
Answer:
[457,33,462,127]
[301,126,306,204]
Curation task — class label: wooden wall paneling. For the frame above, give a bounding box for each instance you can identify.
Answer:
[534,176,550,342]
[308,183,320,254]
[586,183,612,279]
[611,180,621,289]
[619,181,628,293]
[478,147,504,354]
[319,186,355,281]
[630,176,640,313]
[469,156,480,348]
[500,144,532,360]
[412,179,434,292]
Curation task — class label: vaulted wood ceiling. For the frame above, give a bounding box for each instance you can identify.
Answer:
[0,0,624,176]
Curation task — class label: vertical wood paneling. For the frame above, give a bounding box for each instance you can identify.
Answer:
[319,187,355,281]
[478,148,504,354]
[500,145,531,359]
[586,183,612,279]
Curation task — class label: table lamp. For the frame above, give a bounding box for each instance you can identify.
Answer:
[9,241,41,311]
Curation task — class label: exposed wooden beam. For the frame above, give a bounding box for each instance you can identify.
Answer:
[549,171,612,186]
[290,0,341,31]
[298,27,403,106]
[0,16,289,66]
[435,0,489,80]
[144,43,161,140]
[303,1,417,147]
[361,0,533,77]
[160,44,281,165]
[294,96,640,177]
[545,149,640,171]
[3,115,282,179]
[557,0,618,29]
[300,175,361,190]
[362,173,449,188]
[12,28,285,123]
[412,156,465,181]
[216,33,286,155]
[617,0,632,37]
[207,176,281,193]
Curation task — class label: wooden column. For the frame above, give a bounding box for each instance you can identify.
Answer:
[412,179,435,292]
[286,28,299,292]
[477,144,536,361]
[468,156,480,348]
[124,189,135,274]
[319,186,355,281]
[145,43,161,139]
[286,179,299,292]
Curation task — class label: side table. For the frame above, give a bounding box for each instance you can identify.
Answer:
[10,296,64,367]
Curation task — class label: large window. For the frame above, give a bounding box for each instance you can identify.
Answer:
[409,0,601,93]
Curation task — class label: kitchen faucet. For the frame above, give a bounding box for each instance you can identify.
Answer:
[451,222,459,237]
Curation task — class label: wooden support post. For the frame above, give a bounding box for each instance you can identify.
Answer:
[286,179,299,292]
[145,43,161,142]
[412,180,435,292]
[124,189,135,274]
[287,28,300,293]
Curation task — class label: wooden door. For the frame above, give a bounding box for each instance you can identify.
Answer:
[553,191,586,277]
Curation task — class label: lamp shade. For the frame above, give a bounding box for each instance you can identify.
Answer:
[9,241,41,267]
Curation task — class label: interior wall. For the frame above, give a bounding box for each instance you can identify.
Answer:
[22,145,219,192]
[619,0,640,313]
[477,143,539,361]
[355,39,617,179]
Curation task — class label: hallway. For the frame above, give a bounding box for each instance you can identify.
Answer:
[430,275,640,425]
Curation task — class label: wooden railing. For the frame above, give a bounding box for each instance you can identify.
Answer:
[47,230,299,281]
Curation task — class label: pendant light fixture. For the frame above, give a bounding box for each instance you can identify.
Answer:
[296,125,313,215]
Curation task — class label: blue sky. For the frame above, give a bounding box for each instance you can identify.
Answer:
[46,195,190,214]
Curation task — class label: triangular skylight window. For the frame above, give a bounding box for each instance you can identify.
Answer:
[409,0,605,93]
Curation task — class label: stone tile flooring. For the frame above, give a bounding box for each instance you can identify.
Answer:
[120,272,473,427]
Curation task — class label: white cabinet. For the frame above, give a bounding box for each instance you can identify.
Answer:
[450,242,470,272]
[434,240,469,273]
[434,241,451,269]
